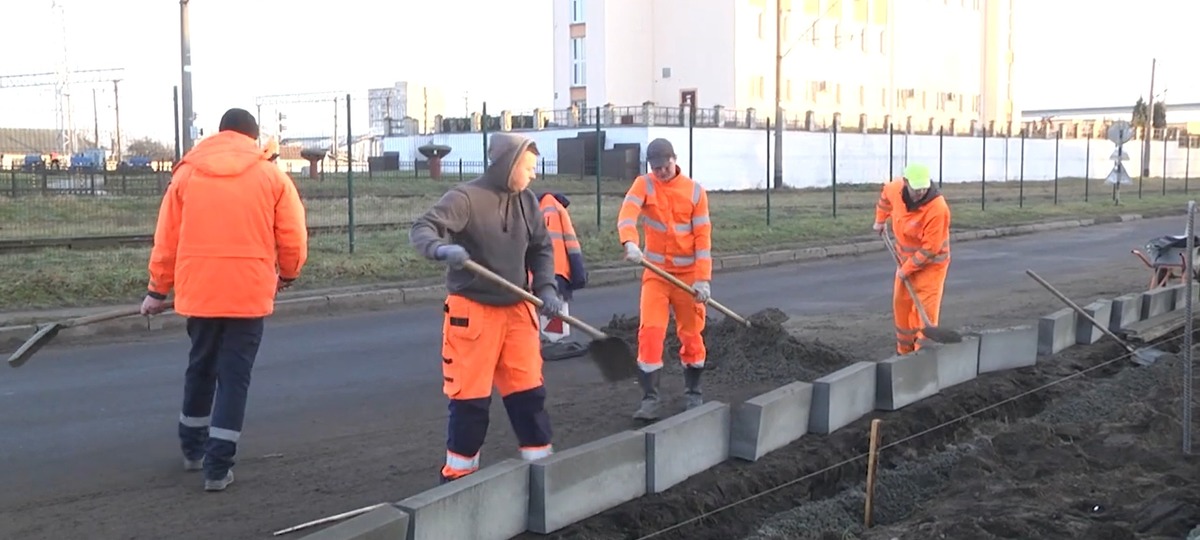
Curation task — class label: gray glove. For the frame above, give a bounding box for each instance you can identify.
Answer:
[623,242,643,263]
[536,286,565,317]
[693,281,711,302]
[435,244,470,270]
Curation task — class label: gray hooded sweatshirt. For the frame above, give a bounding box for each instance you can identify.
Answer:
[409,133,557,306]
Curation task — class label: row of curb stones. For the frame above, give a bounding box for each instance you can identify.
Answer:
[0,214,1149,351]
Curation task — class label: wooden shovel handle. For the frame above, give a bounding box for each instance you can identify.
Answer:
[461,260,608,339]
[64,301,176,328]
[880,231,937,329]
[638,259,752,327]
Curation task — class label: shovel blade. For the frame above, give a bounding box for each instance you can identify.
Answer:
[587,337,639,382]
[1132,347,1174,366]
[7,323,62,368]
[922,325,963,344]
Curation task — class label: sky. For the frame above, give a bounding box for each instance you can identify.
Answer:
[0,0,1196,146]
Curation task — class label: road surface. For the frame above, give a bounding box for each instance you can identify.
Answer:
[0,216,1183,539]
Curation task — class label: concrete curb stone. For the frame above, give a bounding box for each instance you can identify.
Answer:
[0,214,1164,345]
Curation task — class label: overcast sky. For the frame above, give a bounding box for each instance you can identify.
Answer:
[1,0,1193,144]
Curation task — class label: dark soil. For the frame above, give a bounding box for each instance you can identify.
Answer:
[525,326,1200,540]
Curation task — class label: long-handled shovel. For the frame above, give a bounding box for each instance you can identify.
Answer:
[1025,269,1175,366]
[462,260,638,382]
[7,302,175,368]
[880,232,963,344]
[637,259,753,328]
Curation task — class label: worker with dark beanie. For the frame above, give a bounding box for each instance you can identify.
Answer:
[141,107,308,491]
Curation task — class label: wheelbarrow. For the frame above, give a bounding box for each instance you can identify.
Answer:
[1130,234,1200,290]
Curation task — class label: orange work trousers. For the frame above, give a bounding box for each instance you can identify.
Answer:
[441,294,544,399]
[893,262,949,354]
[637,270,706,372]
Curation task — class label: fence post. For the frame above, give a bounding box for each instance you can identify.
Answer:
[1054,129,1060,205]
[595,106,601,229]
[1163,135,1169,195]
[346,93,355,254]
[173,85,182,163]
[1019,128,1025,208]
[1184,200,1196,455]
[482,101,489,162]
[1187,138,1192,193]
[688,104,695,175]
[938,126,944,188]
[1085,136,1091,202]
[888,123,894,179]
[831,120,838,218]
[981,127,987,211]
[765,118,772,226]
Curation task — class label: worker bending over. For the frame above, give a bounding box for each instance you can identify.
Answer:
[141,108,309,492]
[617,138,713,420]
[537,191,588,345]
[872,163,951,354]
[410,133,564,483]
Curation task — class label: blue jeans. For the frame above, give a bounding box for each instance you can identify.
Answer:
[177,317,264,481]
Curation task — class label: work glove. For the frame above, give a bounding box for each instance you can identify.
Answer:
[435,244,470,270]
[140,294,168,316]
[536,286,566,317]
[872,222,886,235]
[623,242,643,263]
[693,281,711,303]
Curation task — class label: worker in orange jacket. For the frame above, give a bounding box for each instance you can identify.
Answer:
[140,108,309,492]
[410,133,564,484]
[872,163,951,355]
[536,192,588,343]
[617,138,713,420]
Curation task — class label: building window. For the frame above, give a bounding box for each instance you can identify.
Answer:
[858,86,866,106]
[570,0,585,23]
[756,76,766,99]
[757,12,764,39]
[786,79,794,101]
[972,95,980,113]
[879,30,887,54]
[572,99,587,111]
[853,0,868,22]
[570,37,586,86]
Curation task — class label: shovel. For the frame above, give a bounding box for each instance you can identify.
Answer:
[880,231,963,344]
[637,259,753,328]
[7,302,174,368]
[1025,269,1175,366]
[461,260,639,382]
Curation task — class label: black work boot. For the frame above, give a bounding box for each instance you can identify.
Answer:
[632,370,661,420]
[683,367,704,410]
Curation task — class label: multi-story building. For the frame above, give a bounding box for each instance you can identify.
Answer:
[552,0,1017,128]
[367,81,447,136]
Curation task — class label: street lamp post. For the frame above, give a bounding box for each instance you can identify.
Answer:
[180,0,195,155]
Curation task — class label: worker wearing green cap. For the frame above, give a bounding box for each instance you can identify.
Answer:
[872,163,952,354]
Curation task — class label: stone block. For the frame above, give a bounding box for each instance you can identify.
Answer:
[396,459,529,540]
[1169,283,1200,311]
[719,254,760,269]
[640,401,731,492]
[729,382,813,462]
[299,504,410,540]
[975,325,1038,374]
[933,334,980,389]
[1075,299,1112,345]
[403,285,446,305]
[759,250,796,264]
[1109,293,1143,331]
[875,348,940,411]
[1142,287,1175,319]
[1037,308,1077,355]
[528,431,646,534]
[823,244,856,257]
[793,247,828,261]
[808,361,876,435]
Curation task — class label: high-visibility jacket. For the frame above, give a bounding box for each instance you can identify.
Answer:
[538,192,588,297]
[874,178,951,276]
[617,167,713,280]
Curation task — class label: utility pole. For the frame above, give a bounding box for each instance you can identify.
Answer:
[113,79,123,163]
[180,0,195,154]
[1141,58,1156,178]
[92,88,100,150]
[772,0,783,190]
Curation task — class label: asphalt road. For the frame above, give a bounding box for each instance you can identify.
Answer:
[0,216,1183,516]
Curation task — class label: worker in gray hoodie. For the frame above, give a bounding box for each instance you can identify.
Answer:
[409,132,565,483]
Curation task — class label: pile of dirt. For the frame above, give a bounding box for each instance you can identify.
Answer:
[599,307,858,385]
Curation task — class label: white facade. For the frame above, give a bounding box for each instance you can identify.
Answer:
[367,81,447,136]
[553,0,1019,127]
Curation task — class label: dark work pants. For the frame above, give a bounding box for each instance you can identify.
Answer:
[177,317,264,481]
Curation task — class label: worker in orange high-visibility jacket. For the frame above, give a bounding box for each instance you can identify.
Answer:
[537,192,588,342]
[872,163,951,355]
[617,138,713,420]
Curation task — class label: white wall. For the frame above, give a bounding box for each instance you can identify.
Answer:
[649,0,737,108]
[597,0,652,107]
[551,0,573,109]
[381,126,1199,192]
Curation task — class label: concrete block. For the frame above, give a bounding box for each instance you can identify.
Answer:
[808,361,876,435]
[1110,293,1143,331]
[729,382,813,462]
[528,431,646,534]
[824,244,857,257]
[1141,287,1175,319]
[793,247,828,261]
[719,254,760,269]
[759,250,796,264]
[1037,308,1077,356]
[299,504,410,540]
[975,325,1038,374]
[1169,283,1200,311]
[640,401,731,492]
[402,285,446,305]
[1075,299,1113,345]
[396,459,529,540]
[875,348,940,411]
[933,334,980,389]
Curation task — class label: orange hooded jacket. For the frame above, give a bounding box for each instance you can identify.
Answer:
[874,178,950,276]
[617,166,713,280]
[147,130,309,318]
